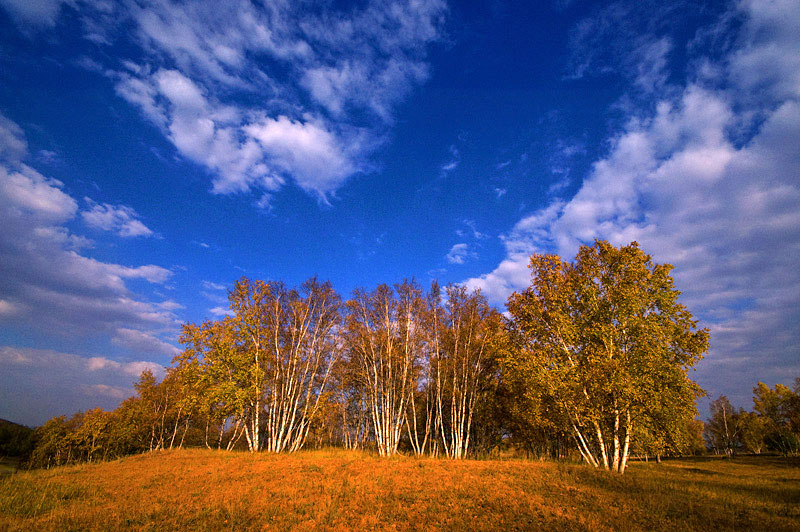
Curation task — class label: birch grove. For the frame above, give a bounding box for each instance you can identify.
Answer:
[343,283,420,456]
[178,277,341,453]
[31,242,714,466]
[431,285,500,459]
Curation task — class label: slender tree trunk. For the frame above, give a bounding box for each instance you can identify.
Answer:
[619,411,631,474]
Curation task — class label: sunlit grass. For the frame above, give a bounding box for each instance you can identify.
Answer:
[0,450,797,531]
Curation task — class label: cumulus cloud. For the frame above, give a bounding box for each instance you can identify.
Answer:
[0,115,177,336]
[468,0,800,406]
[0,346,165,425]
[93,0,445,202]
[81,199,154,237]
[244,116,356,197]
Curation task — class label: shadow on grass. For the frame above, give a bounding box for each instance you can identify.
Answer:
[558,457,800,532]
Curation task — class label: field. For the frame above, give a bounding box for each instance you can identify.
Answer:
[0,449,798,531]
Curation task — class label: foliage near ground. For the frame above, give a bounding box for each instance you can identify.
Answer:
[0,419,34,460]
[1,449,797,531]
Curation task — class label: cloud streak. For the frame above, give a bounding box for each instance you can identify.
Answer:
[0,346,165,425]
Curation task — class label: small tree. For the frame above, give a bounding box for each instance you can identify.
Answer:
[753,380,800,456]
[739,411,767,454]
[704,396,743,456]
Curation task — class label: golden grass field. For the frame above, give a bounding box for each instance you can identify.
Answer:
[1,449,798,531]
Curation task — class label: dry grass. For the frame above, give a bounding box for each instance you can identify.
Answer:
[0,449,797,531]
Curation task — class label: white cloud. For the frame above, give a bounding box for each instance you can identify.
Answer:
[111,327,180,357]
[0,299,20,316]
[465,201,563,303]
[446,243,476,265]
[0,116,177,337]
[456,219,487,240]
[0,164,77,223]
[201,280,226,290]
[98,0,445,202]
[158,300,184,311]
[468,0,800,406]
[0,345,165,425]
[632,37,672,93]
[209,306,232,317]
[81,384,129,400]
[440,144,460,173]
[81,199,154,237]
[0,112,28,162]
[244,115,356,198]
[0,0,70,28]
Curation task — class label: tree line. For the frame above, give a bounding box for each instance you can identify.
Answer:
[19,241,795,473]
[705,382,800,457]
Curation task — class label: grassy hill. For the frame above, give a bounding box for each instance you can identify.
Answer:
[1,449,798,531]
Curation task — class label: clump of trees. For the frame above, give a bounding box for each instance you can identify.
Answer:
[27,369,203,468]
[705,380,800,457]
[502,241,708,473]
[31,240,795,473]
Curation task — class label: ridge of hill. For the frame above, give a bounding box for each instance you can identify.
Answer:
[1,449,798,531]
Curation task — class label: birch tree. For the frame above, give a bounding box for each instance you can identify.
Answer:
[258,278,342,452]
[178,277,342,453]
[504,240,708,473]
[344,282,422,456]
[431,285,501,459]
[704,396,743,456]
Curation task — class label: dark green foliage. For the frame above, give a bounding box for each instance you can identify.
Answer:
[0,420,34,458]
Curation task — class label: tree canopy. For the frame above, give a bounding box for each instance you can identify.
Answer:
[502,240,708,473]
[37,241,800,473]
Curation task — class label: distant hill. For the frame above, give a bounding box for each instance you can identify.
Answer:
[0,418,34,457]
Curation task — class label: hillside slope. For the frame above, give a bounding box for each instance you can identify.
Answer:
[1,449,798,531]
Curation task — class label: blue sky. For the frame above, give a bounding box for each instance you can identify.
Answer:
[1,0,798,426]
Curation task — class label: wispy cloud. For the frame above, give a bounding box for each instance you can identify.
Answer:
[456,219,487,240]
[82,199,155,237]
[111,328,180,357]
[563,0,701,97]
[446,243,476,265]
[57,0,449,203]
[201,280,226,291]
[0,0,69,28]
[440,144,460,173]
